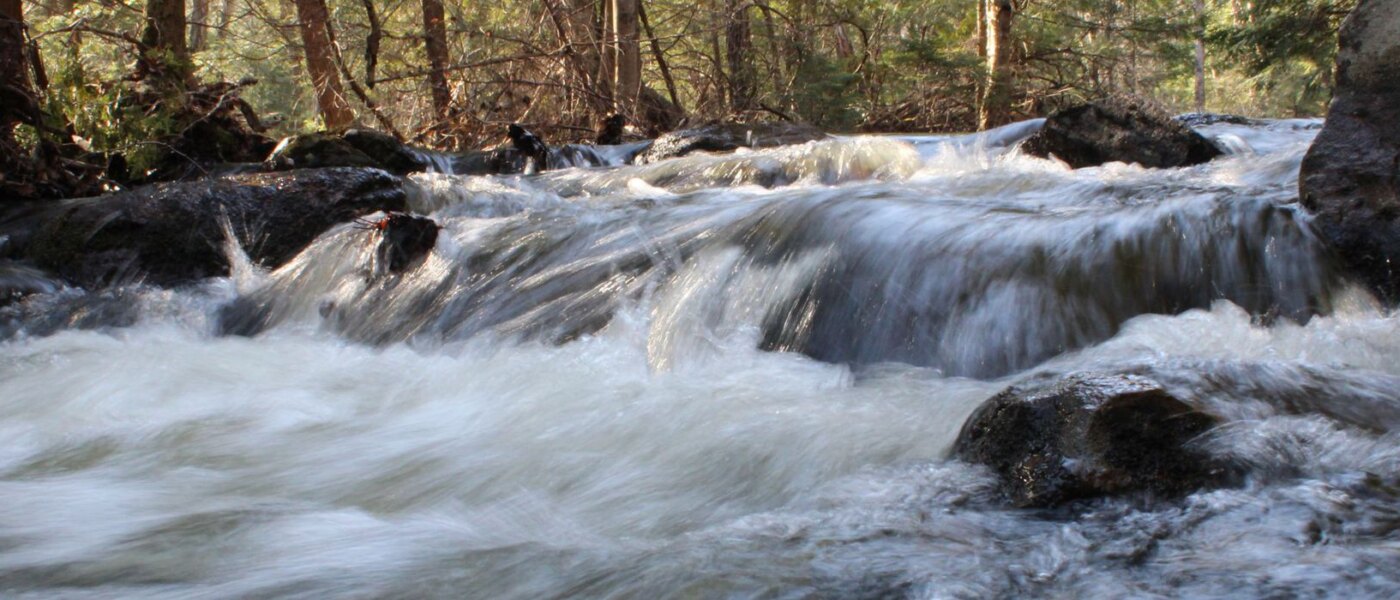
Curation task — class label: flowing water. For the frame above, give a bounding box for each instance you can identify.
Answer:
[3,119,1400,599]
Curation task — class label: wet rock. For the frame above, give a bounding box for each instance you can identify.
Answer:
[952,373,1231,507]
[1021,99,1224,169]
[635,121,829,164]
[369,212,439,275]
[27,168,406,288]
[451,144,615,175]
[0,286,144,338]
[1174,113,1261,127]
[507,123,550,173]
[265,129,429,176]
[0,262,59,307]
[342,129,432,175]
[1299,0,1400,302]
[265,132,380,171]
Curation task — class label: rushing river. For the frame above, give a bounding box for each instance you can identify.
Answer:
[3,119,1400,598]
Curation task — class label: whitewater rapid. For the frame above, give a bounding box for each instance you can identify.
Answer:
[3,118,1400,598]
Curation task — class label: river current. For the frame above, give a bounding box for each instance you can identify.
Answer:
[3,119,1400,598]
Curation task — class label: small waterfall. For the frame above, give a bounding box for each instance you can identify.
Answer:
[220,121,1339,377]
[8,118,1400,599]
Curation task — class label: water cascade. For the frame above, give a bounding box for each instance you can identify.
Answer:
[3,118,1399,598]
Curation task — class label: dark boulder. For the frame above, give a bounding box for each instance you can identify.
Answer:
[265,130,429,176]
[265,132,380,171]
[952,373,1232,507]
[635,121,829,164]
[451,148,527,175]
[342,129,432,175]
[1299,0,1400,302]
[507,123,550,172]
[27,168,406,288]
[1021,99,1224,169]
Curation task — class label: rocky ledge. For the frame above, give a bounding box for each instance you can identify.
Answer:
[1299,0,1400,303]
[26,167,406,288]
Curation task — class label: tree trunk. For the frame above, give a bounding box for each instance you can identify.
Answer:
[755,2,782,92]
[0,0,31,139]
[1193,0,1206,113]
[140,0,190,82]
[421,0,451,120]
[978,0,1013,130]
[725,0,754,111]
[598,0,615,109]
[611,0,639,116]
[217,0,237,39]
[189,0,208,52]
[976,0,987,58]
[294,0,354,130]
[1127,0,1138,94]
[0,0,70,199]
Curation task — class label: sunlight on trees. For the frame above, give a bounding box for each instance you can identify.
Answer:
[14,0,1352,158]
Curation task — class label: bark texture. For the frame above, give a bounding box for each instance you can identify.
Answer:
[611,0,640,116]
[139,0,189,81]
[979,0,1014,130]
[294,0,355,130]
[725,0,754,111]
[421,0,452,120]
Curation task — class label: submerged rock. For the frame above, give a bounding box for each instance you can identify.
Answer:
[1021,99,1224,169]
[952,373,1231,507]
[0,262,59,307]
[635,121,829,164]
[27,168,406,288]
[1299,0,1400,302]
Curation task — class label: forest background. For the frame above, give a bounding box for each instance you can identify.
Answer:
[3,0,1356,183]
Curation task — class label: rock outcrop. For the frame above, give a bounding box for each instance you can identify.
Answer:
[1299,0,1400,302]
[635,121,829,164]
[952,373,1231,507]
[1021,99,1224,169]
[27,168,406,288]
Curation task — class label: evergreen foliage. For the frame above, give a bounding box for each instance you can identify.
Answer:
[20,0,1356,146]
